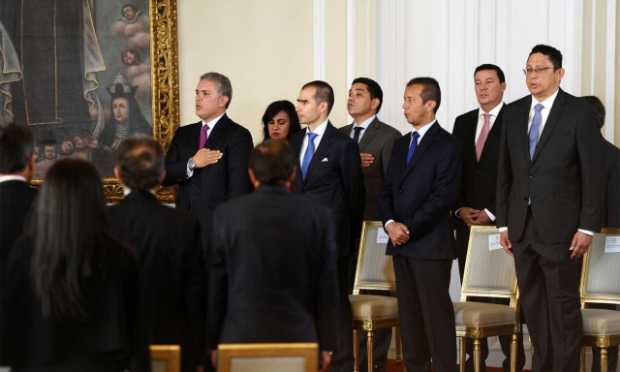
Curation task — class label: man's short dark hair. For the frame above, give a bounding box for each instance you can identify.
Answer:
[582,95,606,129]
[474,64,506,83]
[249,140,296,186]
[406,77,442,113]
[200,72,233,108]
[529,44,563,70]
[302,80,335,115]
[116,136,164,190]
[0,124,34,174]
[352,77,384,113]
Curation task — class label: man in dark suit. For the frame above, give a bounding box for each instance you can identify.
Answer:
[163,72,253,251]
[379,77,461,372]
[109,137,206,372]
[208,140,339,372]
[497,45,605,372]
[339,77,400,372]
[291,80,365,372]
[581,95,620,372]
[0,124,37,269]
[452,64,525,372]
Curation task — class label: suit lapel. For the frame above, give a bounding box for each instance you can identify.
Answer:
[478,107,504,162]
[532,90,566,162]
[291,131,305,190]
[205,114,231,149]
[358,118,381,149]
[464,111,478,162]
[400,122,439,182]
[303,122,335,185]
[514,97,532,164]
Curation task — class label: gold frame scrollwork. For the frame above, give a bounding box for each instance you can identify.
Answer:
[102,0,179,202]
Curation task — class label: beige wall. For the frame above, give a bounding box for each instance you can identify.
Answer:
[178,0,349,143]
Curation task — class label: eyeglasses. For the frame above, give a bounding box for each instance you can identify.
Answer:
[523,66,555,76]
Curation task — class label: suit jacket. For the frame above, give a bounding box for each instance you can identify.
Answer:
[604,141,620,227]
[0,180,36,272]
[339,118,401,220]
[452,107,504,215]
[1,236,149,371]
[496,90,605,245]
[379,122,461,259]
[208,186,339,351]
[108,191,205,369]
[163,114,253,228]
[291,123,365,257]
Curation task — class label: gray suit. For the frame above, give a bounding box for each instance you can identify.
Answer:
[339,117,400,372]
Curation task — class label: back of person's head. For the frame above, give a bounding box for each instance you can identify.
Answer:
[406,77,442,113]
[249,140,296,186]
[302,80,335,115]
[115,136,164,190]
[352,77,384,113]
[261,100,302,140]
[30,158,108,319]
[582,95,606,129]
[200,71,233,108]
[0,124,34,174]
[529,44,563,69]
[474,64,506,83]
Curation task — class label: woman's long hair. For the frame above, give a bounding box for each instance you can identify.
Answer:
[29,158,109,319]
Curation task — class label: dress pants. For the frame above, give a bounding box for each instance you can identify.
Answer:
[332,255,354,372]
[512,212,583,372]
[393,256,456,372]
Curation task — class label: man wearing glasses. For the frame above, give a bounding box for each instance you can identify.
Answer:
[496,45,604,372]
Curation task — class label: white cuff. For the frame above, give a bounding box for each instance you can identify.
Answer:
[578,228,594,236]
[384,219,395,228]
[498,226,508,232]
[186,159,195,178]
[483,208,496,222]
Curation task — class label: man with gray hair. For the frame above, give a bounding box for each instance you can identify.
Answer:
[163,72,253,255]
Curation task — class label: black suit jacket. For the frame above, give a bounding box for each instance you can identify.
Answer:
[604,141,620,227]
[339,118,401,220]
[163,114,253,225]
[291,123,365,257]
[452,106,504,215]
[108,191,205,369]
[379,122,461,259]
[496,90,604,245]
[0,180,36,271]
[208,186,339,351]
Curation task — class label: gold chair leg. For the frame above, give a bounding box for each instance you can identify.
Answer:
[353,328,360,372]
[601,347,609,372]
[367,329,375,372]
[473,338,481,372]
[395,326,402,361]
[580,347,586,372]
[459,337,466,372]
[510,334,517,372]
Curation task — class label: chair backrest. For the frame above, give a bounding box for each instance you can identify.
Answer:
[352,221,395,295]
[217,343,318,372]
[580,228,620,306]
[151,345,181,372]
[460,226,517,303]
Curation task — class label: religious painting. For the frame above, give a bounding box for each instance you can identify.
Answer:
[0,0,179,200]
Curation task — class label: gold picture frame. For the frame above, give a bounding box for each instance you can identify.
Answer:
[1,0,179,202]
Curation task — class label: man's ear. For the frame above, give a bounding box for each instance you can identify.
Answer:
[114,166,123,182]
[248,168,260,190]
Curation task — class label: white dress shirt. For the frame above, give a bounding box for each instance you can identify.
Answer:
[299,119,329,165]
[474,102,504,143]
[349,115,376,142]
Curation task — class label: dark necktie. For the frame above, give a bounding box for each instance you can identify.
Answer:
[353,127,363,143]
[406,131,420,166]
[198,124,210,149]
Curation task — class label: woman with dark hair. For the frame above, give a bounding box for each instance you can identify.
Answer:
[261,100,301,141]
[1,159,149,372]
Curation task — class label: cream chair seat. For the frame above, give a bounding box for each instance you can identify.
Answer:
[151,345,181,372]
[217,343,318,372]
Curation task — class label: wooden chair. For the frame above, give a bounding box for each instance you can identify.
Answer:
[453,226,521,372]
[579,227,620,372]
[217,343,318,372]
[349,220,401,372]
[151,345,181,372]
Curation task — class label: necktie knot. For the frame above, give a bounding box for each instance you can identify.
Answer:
[412,131,420,142]
[528,104,545,160]
[353,127,364,143]
[307,132,318,141]
[198,124,210,149]
[406,132,420,166]
[534,103,544,113]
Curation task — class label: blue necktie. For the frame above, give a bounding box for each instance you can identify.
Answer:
[301,132,318,179]
[529,103,544,159]
[406,131,420,166]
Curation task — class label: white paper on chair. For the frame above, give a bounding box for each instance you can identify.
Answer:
[604,236,620,253]
[488,234,502,251]
[376,228,389,244]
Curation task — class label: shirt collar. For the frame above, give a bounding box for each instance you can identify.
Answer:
[353,115,376,130]
[412,119,436,138]
[306,119,329,137]
[202,113,225,129]
[531,89,559,111]
[479,102,504,117]
[0,175,27,184]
